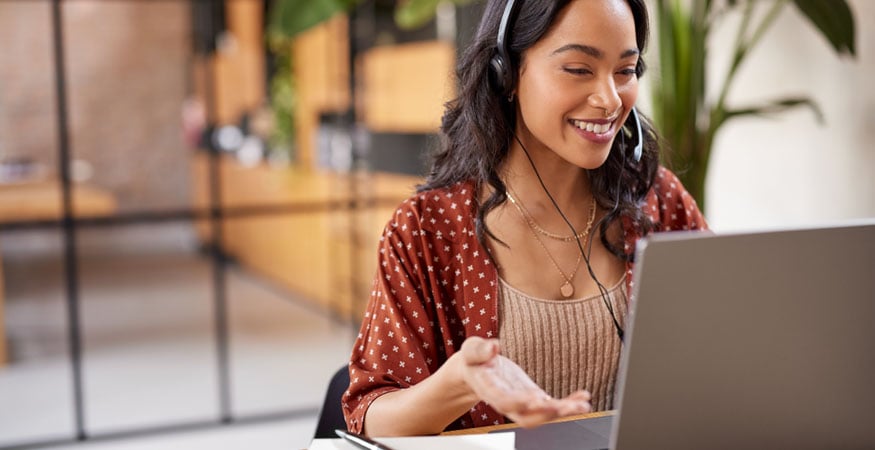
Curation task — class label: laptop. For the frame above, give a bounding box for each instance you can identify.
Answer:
[513,220,875,450]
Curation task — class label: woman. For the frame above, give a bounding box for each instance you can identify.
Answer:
[342,0,707,436]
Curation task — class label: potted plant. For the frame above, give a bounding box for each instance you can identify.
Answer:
[651,0,856,210]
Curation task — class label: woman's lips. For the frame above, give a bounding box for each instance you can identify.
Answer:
[570,118,617,143]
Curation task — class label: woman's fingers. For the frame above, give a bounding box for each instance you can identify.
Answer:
[566,389,592,402]
[486,388,592,427]
[458,337,593,427]
[506,393,592,428]
[506,398,567,428]
[486,387,547,413]
[553,391,593,416]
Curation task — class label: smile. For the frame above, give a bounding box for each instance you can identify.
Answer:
[571,119,614,135]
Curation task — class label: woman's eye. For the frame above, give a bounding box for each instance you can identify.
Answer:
[617,68,637,77]
[563,67,592,76]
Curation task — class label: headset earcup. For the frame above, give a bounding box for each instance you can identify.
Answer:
[489,54,510,96]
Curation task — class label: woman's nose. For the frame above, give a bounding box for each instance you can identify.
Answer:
[588,78,622,117]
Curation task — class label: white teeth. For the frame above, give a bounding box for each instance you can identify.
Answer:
[574,120,611,134]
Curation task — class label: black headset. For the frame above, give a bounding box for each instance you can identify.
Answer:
[488,0,522,96]
[487,0,643,162]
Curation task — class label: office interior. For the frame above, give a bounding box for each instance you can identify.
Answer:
[0,1,872,449]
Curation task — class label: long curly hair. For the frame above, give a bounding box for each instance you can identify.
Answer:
[419,0,658,261]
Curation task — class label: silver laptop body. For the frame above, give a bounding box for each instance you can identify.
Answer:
[612,220,875,450]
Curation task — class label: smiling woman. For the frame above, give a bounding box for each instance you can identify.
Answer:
[514,0,640,169]
[341,0,708,437]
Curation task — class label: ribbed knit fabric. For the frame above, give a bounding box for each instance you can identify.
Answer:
[497,276,627,411]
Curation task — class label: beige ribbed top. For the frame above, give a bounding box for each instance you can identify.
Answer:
[497,276,627,411]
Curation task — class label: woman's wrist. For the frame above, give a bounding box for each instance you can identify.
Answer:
[363,353,482,436]
[445,349,481,406]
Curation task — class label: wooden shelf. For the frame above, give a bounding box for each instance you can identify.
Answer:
[0,180,117,224]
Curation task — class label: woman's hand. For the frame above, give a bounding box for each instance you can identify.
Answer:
[457,336,592,428]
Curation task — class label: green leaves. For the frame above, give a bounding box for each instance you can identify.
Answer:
[268,0,478,40]
[791,0,856,56]
[395,0,443,30]
[395,0,477,30]
[652,0,708,164]
[268,0,359,40]
[651,0,857,211]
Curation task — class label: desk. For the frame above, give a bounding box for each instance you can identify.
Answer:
[443,410,614,436]
[0,180,118,366]
[309,411,616,450]
[445,411,615,450]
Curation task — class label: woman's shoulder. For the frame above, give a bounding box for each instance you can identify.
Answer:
[395,180,476,215]
[643,167,708,231]
[387,180,478,232]
[651,167,689,199]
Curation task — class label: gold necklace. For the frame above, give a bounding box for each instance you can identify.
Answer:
[507,188,597,242]
[506,191,596,298]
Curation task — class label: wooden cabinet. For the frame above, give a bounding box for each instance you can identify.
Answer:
[191,154,421,319]
[359,40,456,133]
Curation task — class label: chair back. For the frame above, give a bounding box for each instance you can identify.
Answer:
[313,365,350,439]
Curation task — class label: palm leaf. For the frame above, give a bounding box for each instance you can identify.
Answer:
[791,0,856,56]
[723,97,824,124]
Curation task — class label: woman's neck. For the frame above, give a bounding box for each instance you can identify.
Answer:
[502,139,593,215]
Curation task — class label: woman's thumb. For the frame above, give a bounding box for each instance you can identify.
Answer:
[460,336,499,364]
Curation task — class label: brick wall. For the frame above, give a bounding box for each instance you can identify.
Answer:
[0,0,192,212]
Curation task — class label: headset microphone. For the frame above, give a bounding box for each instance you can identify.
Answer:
[630,106,643,163]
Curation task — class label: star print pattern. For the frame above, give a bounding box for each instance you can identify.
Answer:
[342,166,707,433]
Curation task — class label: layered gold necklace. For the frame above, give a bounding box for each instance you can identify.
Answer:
[506,190,597,298]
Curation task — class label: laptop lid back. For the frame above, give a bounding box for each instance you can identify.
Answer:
[613,221,875,450]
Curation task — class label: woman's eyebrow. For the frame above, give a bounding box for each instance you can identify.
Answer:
[551,44,639,60]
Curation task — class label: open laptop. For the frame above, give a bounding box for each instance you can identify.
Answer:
[513,220,875,450]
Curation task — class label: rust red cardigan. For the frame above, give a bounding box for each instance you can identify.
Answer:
[342,167,708,432]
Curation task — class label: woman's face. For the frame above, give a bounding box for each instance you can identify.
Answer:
[514,0,640,169]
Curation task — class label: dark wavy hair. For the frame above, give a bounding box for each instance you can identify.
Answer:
[419,0,658,262]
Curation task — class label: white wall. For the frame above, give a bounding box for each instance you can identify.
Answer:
[697,0,875,231]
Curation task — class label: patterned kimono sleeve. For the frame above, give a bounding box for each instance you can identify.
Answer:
[650,167,709,231]
[626,167,710,293]
[342,203,442,433]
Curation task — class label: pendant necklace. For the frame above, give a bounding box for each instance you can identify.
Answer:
[506,191,596,298]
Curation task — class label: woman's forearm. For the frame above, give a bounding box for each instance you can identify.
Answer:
[363,354,478,436]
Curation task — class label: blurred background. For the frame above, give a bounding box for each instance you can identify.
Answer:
[0,0,871,449]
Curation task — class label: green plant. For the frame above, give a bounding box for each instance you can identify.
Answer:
[652,0,856,211]
[265,0,474,162]
[267,0,474,39]
[268,0,358,38]
[266,40,297,159]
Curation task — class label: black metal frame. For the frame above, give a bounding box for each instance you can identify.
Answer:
[0,1,380,448]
